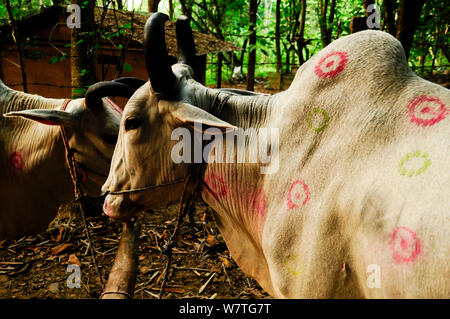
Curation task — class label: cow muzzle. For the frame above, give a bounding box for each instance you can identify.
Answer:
[103,194,140,221]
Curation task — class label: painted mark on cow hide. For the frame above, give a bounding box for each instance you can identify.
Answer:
[10,151,24,171]
[105,97,123,115]
[388,226,422,264]
[407,95,448,127]
[306,108,330,132]
[284,254,302,277]
[203,173,228,199]
[398,151,431,177]
[249,188,267,218]
[314,51,348,78]
[286,180,310,210]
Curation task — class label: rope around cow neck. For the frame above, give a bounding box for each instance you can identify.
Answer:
[106,178,187,196]
[60,99,104,290]
[158,164,203,299]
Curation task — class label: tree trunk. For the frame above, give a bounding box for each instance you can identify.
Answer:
[327,0,336,43]
[196,54,207,85]
[116,0,123,10]
[319,0,329,47]
[240,38,248,66]
[319,0,336,47]
[216,53,222,88]
[169,0,174,19]
[285,47,290,74]
[363,0,374,15]
[396,0,426,59]
[70,0,97,98]
[148,0,161,12]
[180,0,190,16]
[246,0,258,91]
[275,0,281,73]
[418,38,426,69]
[383,0,397,36]
[296,0,307,65]
[5,0,27,92]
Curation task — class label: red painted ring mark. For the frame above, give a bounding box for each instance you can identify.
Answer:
[407,95,448,127]
[315,51,348,78]
[286,180,310,210]
[203,173,228,199]
[10,151,24,171]
[388,226,422,264]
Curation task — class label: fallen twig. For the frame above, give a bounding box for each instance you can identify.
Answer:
[174,266,211,272]
[198,272,216,294]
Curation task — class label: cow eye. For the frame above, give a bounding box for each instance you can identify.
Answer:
[125,117,142,131]
[103,134,118,144]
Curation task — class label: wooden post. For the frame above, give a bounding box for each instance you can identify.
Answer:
[101,221,140,299]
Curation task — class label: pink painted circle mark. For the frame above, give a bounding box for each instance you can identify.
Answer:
[388,226,422,264]
[314,51,348,78]
[407,95,448,127]
[10,151,24,171]
[203,173,227,199]
[251,189,267,218]
[286,180,310,210]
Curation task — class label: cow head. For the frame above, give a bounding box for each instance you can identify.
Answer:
[102,14,236,220]
[2,78,144,191]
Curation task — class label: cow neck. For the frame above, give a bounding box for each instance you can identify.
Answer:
[1,90,74,203]
[1,88,69,167]
[188,84,275,238]
[187,82,273,129]
[188,86,275,290]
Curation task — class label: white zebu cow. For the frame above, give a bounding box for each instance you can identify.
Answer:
[0,78,143,239]
[102,14,450,298]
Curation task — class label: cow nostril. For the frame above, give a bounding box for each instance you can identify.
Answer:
[103,198,110,213]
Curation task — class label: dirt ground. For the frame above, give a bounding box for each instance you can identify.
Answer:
[0,198,271,299]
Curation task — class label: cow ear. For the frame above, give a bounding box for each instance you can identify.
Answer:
[170,102,237,132]
[3,109,79,127]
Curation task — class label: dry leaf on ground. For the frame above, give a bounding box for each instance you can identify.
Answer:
[68,254,81,266]
[206,235,218,247]
[51,243,74,256]
[219,256,232,268]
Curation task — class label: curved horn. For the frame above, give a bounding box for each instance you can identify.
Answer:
[112,77,146,90]
[176,15,196,67]
[144,13,176,96]
[85,81,136,112]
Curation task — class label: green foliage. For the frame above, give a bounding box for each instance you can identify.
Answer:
[0,0,54,22]
[71,86,88,98]
[1,0,447,86]
[409,0,449,76]
[123,62,133,72]
[48,53,68,64]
